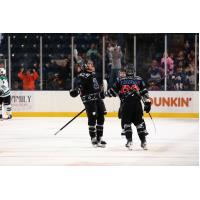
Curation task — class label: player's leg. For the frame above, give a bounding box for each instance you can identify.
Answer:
[4,95,12,119]
[96,99,107,147]
[118,102,125,136]
[121,119,125,136]
[121,102,133,150]
[133,101,148,150]
[84,102,98,146]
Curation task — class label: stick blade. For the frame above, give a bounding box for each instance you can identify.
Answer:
[103,79,108,92]
[54,130,61,135]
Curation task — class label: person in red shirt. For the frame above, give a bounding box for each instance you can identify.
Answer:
[18,68,39,90]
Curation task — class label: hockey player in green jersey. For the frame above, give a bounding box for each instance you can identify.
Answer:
[0,68,12,119]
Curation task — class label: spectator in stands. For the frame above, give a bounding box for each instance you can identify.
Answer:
[12,81,20,90]
[147,59,164,89]
[108,40,123,87]
[86,43,98,62]
[106,42,113,82]
[170,66,189,90]
[0,62,5,68]
[185,65,195,90]
[187,49,195,64]
[147,79,161,91]
[18,68,39,90]
[175,50,188,69]
[184,40,191,57]
[160,52,174,74]
[46,73,64,90]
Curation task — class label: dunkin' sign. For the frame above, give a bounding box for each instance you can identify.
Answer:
[150,97,192,107]
[148,91,198,112]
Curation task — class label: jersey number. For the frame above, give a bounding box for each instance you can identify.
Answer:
[120,84,140,94]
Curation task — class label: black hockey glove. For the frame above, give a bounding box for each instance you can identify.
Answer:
[99,91,105,99]
[144,100,151,113]
[69,89,80,98]
[106,88,117,97]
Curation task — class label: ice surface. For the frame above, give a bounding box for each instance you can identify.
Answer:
[0,117,199,166]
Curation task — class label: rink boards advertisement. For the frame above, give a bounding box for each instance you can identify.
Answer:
[10,91,199,118]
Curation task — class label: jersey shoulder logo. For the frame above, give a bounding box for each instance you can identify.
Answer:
[93,78,99,90]
[79,72,90,78]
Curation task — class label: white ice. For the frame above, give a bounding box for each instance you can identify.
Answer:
[0,117,199,166]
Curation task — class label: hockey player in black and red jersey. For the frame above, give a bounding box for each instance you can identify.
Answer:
[107,65,151,150]
[69,60,107,148]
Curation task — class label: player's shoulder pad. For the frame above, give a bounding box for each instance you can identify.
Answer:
[79,72,91,78]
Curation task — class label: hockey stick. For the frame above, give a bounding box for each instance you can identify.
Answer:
[54,108,86,135]
[146,112,156,135]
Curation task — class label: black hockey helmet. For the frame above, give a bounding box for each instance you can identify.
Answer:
[125,64,135,76]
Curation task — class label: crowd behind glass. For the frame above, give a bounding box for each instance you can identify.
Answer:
[0,33,199,91]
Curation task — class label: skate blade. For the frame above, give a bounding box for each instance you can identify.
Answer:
[126,145,133,151]
[141,145,148,150]
[1,118,11,120]
[97,143,106,148]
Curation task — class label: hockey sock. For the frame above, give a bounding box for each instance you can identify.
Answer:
[96,124,103,141]
[138,134,146,143]
[5,104,12,116]
[0,104,2,116]
[136,122,148,136]
[124,124,132,141]
[88,125,96,139]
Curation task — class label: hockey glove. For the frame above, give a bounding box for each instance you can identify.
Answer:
[99,91,105,99]
[69,89,80,97]
[144,100,151,113]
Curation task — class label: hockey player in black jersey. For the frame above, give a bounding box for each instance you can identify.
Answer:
[69,60,107,147]
[107,66,151,150]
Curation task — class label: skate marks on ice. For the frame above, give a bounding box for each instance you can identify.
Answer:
[0,117,198,166]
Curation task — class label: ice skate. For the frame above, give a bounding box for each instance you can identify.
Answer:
[7,114,12,120]
[91,137,98,147]
[141,141,148,150]
[125,140,133,151]
[97,137,107,148]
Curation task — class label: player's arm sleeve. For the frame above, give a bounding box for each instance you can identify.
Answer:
[139,79,150,102]
[106,80,120,97]
[73,75,83,90]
